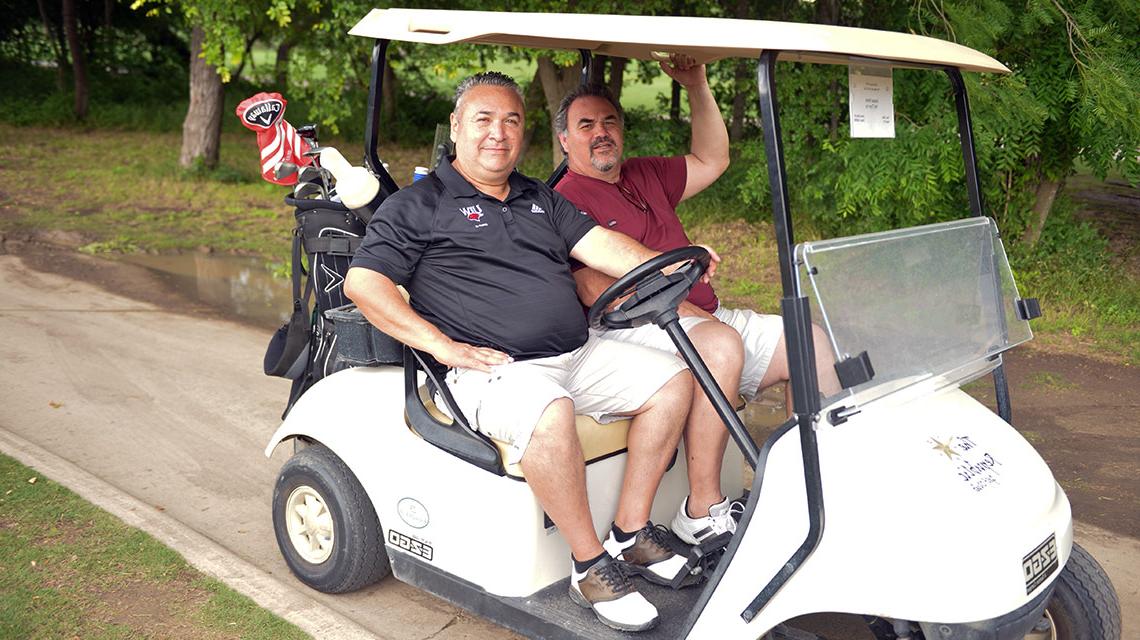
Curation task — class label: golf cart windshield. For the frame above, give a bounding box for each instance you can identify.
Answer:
[798,217,1032,409]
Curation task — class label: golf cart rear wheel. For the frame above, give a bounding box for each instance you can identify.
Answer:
[1029,542,1120,640]
[272,443,390,593]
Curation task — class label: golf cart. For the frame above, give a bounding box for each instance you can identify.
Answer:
[264,9,1121,639]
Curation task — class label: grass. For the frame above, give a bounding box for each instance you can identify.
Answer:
[0,453,308,639]
[0,124,430,265]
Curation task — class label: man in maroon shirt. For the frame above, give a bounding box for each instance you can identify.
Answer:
[555,55,841,547]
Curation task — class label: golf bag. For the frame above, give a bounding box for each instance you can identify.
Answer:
[263,197,369,414]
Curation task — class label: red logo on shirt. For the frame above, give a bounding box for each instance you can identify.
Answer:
[459,204,484,223]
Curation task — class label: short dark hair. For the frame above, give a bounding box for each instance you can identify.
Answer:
[554,84,625,135]
[453,71,524,113]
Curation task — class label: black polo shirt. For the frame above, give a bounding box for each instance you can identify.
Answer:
[351,159,598,360]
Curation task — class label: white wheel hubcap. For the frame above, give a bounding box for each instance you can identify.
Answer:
[1024,610,1056,640]
[285,485,335,564]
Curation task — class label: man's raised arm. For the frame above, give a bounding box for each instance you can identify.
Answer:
[659,55,730,202]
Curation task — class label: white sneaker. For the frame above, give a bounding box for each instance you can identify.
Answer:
[670,496,743,545]
[569,555,658,632]
[603,524,690,587]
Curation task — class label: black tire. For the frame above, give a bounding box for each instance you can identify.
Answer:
[272,443,390,593]
[1037,542,1121,640]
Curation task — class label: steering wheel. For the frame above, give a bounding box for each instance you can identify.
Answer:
[588,246,711,331]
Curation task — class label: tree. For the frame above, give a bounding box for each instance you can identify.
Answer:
[914,0,1140,246]
[62,0,89,119]
[180,25,222,168]
[132,0,300,169]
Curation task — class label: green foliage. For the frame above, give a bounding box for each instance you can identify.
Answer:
[1011,199,1140,331]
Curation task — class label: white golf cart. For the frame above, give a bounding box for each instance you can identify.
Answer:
[265,9,1122,639]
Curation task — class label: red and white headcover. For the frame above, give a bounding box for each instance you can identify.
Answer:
[235,92,312,185]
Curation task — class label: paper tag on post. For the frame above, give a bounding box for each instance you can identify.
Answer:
[849,65,895,138]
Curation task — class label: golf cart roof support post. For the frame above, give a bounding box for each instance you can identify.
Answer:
[757,51,822,418]
[663,319,760,469]
[756,51,797,298]
[544,49,593,188]
[364,38,401,197]
[946,68,984,219]
[579,48,592,85]
[946,67,1014,424]
[739,53,826,621]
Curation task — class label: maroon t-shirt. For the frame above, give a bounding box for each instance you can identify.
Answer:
[556,156,719,312]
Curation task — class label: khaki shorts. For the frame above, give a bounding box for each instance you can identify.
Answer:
[595,307,783,401]
[442,335,688,465]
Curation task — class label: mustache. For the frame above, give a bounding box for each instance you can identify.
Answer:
[590,136,616,151]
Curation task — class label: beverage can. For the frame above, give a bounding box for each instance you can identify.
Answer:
[413,166,430,182]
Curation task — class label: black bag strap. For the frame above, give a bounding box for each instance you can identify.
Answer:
[303,236,362,256]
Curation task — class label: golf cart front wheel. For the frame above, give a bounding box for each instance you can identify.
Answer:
[272,443,390,593]
[1027,542,1120,640]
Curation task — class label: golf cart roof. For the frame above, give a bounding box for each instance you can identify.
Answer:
[349,8,1009,74]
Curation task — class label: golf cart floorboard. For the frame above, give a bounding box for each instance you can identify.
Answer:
[391,552,821,639]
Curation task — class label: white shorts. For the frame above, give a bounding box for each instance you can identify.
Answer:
[595,306,783,401]
[442,335,688,465]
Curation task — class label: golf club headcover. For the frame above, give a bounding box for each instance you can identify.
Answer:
[236,92,312,185]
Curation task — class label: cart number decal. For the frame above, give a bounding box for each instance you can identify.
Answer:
[389,529,434,561]
[1022,533,1058,594]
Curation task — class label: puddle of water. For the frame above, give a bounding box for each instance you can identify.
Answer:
[115,253,292,328]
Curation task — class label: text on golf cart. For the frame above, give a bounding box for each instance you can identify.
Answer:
[389,529,434,561]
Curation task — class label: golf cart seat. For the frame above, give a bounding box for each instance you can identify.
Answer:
[416,385,630,479]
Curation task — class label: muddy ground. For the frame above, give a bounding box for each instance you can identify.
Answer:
[4,236,1138,541]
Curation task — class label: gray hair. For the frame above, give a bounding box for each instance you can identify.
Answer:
[554,84,625,135]
[453,71,525,112]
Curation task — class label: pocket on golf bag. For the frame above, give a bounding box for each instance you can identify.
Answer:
[264,308,311,379]
[297,206,365,312]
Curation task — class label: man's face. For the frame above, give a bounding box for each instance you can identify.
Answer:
[559,95,624,180]
[449,85,524,185]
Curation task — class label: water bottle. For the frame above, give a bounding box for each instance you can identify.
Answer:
[413,166,430,182]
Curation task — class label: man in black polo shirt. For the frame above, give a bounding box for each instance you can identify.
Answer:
[345,72,716,633]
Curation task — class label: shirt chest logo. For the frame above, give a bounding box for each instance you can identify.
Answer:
[458,204,485,224]
[530,203,545,214]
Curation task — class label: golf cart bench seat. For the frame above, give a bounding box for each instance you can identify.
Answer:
[416,385,629,479]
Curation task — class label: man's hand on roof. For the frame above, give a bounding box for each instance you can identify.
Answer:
[659,53,708,89]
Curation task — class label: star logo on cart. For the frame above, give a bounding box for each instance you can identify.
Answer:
[930,437,960,460]
[320,263,344,292]
[459,204,484,223]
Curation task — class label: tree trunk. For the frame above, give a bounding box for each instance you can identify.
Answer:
[589,55,607,87]
[608,58,626,102]
[180,26,224,170]
[730,60,749,141]
[670,80,682,122]
[274,40,292,88]
[36,0,67,91]
[61,0,88,120]
[520,67,545,163]
[728,0,751,141]
[537,55,581,168]
[1021,179,1062,247]
[829,79,840,142]
[231,34,258,82]
[105,0,113,27]
[380,59,398,141]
